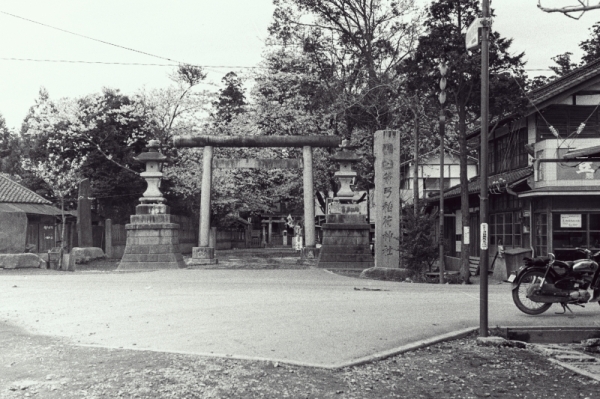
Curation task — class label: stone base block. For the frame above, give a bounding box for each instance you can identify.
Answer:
[192,247,216,259]
[187,247,218,267]
[0,253,45,269]
[301,247,320,260]
[187,258,219,268]
[70,247,105,264]
[116,218,185,271]
[317,221,374,270]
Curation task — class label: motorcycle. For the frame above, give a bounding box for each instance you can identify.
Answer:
[509,248,600,315]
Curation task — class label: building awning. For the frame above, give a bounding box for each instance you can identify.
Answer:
[428,166,533,201]
[0,203,76,216]
[518,186,600,198]
[563,145,600,159]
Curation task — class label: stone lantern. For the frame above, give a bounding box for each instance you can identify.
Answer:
[134,139,168,203]
[116,140,185,270]
[316,140,374,270]
[331,140,361,200]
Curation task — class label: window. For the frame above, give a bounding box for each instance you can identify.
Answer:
[423,178,451,198]
[490,212,521,247]
[488,128,528,174]
[535,213,548,256]
[552,213,600,260]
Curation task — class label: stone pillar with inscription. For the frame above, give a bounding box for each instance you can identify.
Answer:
[317,141,374,270]
[374,130,401,268]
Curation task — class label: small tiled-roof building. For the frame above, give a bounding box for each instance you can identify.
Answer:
[0,174,68,253]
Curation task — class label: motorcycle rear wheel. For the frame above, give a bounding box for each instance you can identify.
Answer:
[512,270,553,315]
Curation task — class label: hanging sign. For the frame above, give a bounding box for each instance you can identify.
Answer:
[480,223,488,250]
[466,18,482,50]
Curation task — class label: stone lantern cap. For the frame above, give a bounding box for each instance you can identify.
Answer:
[330,149,360,164]
[133,140,170,164]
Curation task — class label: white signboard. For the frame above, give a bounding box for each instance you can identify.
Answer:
[463,226,470,245]
[480,223,488,250]
[465,18,482,50]
[561,214,582,228]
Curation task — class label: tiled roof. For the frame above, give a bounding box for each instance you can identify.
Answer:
[0,174,51,204]
[529,57,600,105]
[428,166,533,200]
[467,58,600,139]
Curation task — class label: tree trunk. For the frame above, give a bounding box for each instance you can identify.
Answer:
[458,102,471,283]
[59,197,66,270]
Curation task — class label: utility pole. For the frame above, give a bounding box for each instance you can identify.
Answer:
[438,62,448,284]
[413,106,419,217]
[479,0,491,337]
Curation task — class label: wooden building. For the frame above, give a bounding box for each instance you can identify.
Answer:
[0,174,74,253]
[431,58,600,262]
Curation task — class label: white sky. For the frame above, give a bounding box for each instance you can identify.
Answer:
[0,0,597,130]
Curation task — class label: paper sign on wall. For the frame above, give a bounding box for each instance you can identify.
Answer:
[463,226,470,245]
[560,214,582,228]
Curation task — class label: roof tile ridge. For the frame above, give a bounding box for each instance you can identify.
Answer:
[0,174,52,204]
[529,57,600,97]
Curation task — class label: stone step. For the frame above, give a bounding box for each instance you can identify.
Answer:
[319,253,374,263]
[317,261,374,269]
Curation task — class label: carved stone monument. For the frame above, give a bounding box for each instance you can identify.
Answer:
[77,178,93,247]
[374,130,400,268]
[317,141,374,270]
[117,140,185,270]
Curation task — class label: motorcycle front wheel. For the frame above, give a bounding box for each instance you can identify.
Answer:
[512,270,553,315]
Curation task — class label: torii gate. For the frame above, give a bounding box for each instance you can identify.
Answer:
[173,135,341,265]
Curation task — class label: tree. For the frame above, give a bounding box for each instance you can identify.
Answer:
[403,0,527,283]
[20,88,149,223]
[268,0,422,191]
[0,114,23,178]
[130,64,213,148]
[212,72,246,125]
[549,52,578,76]
[22,153,87,267]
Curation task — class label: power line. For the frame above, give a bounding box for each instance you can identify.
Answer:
[0,57,177,66]
[0,57,260,69]
[0,10,188,64]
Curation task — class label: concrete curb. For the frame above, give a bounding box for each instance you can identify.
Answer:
[328,326,479,369]
[77,326,479,370]
[547,358,600,382]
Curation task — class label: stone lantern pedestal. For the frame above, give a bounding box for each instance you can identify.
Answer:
[317,143,374,270]
[117,141,185,271]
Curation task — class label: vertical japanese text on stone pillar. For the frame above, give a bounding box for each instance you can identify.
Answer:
[374,130,400,268]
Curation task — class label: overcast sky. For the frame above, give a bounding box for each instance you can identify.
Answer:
[0,0,597,130]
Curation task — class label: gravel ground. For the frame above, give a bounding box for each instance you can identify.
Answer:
[2,324,598,399]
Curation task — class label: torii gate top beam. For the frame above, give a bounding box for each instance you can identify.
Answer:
[174,135,341,148]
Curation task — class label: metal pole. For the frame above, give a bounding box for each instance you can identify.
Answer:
[480,0,491,337]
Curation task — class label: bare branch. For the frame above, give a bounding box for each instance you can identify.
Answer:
[537,0,600,19]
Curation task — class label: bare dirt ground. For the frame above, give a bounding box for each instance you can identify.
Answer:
[2,324,599,399]
[2,260,599,398]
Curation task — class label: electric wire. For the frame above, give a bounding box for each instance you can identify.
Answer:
[0,57,261,69]
[0,10,188,65]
